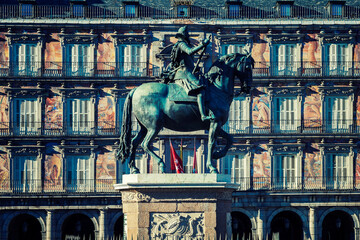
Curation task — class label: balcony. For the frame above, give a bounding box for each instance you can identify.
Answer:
[0,61,160,78]
[222,119,357,135]
[0,61,358,79]
[253,61,359,78]
[1,4,360,20]
[0,119,357,137]
[0,176,357,194]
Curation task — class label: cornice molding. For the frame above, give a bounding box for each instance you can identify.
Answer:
[111,34,151,45]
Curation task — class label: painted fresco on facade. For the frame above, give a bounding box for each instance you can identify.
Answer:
[253,145,270,189]
[96,146,116,189]
[45,33,62,71]
[304,87,322,129]
[354,44,360,69]
[0,33,8,65]
[98,90,115,132]
[356,153,360,187]
[0,146,9,190]
[98,33,115,72]
[44,153,62,191]
[45,95,63,132]
[303,34,321,69]
[0,87,8,131]
[252,33,269,64]
[356,97,360,127]
[304,144,321,178]
[252,90,270,129]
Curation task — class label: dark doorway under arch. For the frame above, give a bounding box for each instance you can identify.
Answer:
[322,210,354,240]
[8,214,42,240]
[232,211,252,240]
[113,214,124,240]
[61,214,95,240]
[270,211,303,240]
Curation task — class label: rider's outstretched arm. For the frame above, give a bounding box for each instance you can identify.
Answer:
[178,42,206,56]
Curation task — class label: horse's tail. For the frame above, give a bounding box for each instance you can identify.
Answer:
[117,88,136,163]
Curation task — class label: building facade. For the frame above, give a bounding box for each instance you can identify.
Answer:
[1,0,360,239]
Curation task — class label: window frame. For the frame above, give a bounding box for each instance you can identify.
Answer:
[13,97,41,135]
[13,155,41,192]
[272,43,300,76]
[223,96,250,134]
[117,44,147,77]
[324,95,352,133]
[66,154,93,192]
[177,5,189,18]
[273,96,300,133]
[325,153,351,189]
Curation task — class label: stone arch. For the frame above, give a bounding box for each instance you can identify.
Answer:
[267,207,308,231]
[56,210,99,239]
[231,208,257,230]
[267,207,308,240]
[2,211,46,240]
[319,207,359,240]
[109,211,124,237]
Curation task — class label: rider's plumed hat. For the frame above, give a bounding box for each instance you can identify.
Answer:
[175,26,190,42]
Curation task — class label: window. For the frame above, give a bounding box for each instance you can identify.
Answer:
[21,4,33,18]
[67,155,91,192]
[118,45,146,77]
[65,44,93,76]
[224,97,248,133]
[280,4,291,17]
[325,44,350,76]
[13,43,40,76]
[68,98,93,134]
[125,5,136,17]
[325,96,351,132]
[222,154,249,187]
[331,4,343,17]
[326,154,351,189]
[274,97,298,132]
[222,44,245,55]
[177,5,189,17]
[72,4,84,17]
[273,44,299,76]
[13,156,40,192]
[228,4,240,18]
[182,149,193,173]
[273,155,298,189]
[14,98,40,135]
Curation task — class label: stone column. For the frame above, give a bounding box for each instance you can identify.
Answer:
[99,209,107,240]
[309,207,317,240]
[46,210,53,240]
[257,209,266,240]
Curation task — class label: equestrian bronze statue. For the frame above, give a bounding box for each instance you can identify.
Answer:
[117,26,254,174]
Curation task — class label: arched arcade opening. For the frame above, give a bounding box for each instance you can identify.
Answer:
[8,214,42,240]
[270,210,303,240]
[61,213,95,240]
[322,210,355,240]
[232,211,252,239]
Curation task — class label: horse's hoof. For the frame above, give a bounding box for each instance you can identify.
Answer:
[130,167,140,174]
[207,165,219,174]
[159,162,166,174]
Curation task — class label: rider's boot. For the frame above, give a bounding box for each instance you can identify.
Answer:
[197,91,214,121]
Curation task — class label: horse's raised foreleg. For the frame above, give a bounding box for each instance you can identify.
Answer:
[127,125,147,174]
[207,121,220,173]
[212,128,233,160]
[140,127,166,173]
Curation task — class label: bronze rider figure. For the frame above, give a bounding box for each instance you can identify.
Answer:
[170,26,213,121]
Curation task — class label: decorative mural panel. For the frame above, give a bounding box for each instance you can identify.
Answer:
[45,95,63,132]
[356,153,360,187]
[45,33,62,68]
[252,91,270,130]
[96,146,116,190]
[253,145,270,189]
[97,33,115,71]
[0,33,8,62]
[304,87,321,129]
[252,34,269,64]
[98,89,115,131]
[0,87,9,130]
[303,34,321,64]
[0,146,9,190]
[44,153,62,191]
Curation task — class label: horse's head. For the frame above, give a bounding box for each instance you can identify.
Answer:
[234,53,254,94]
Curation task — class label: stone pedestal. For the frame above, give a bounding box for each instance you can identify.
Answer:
[114,174,237,239]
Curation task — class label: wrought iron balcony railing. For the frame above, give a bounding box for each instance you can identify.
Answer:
[1,5,360,20]
[0,176,358,194]
[0,61,160,78]
[0,119,358,137]
[0,61,359,78]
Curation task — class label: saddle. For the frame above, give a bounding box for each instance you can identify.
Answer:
[168,83,197,103]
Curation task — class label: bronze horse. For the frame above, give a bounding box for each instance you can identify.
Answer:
[117,53,254,173]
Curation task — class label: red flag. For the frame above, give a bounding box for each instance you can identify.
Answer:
[170,140,184,173]
[193,139,198,173]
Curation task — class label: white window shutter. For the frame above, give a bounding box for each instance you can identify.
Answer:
[329,44,337,74]
[141,45,147,76]
[278,45,286,75]
[18,44,26,74]
[71,45,79,75]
